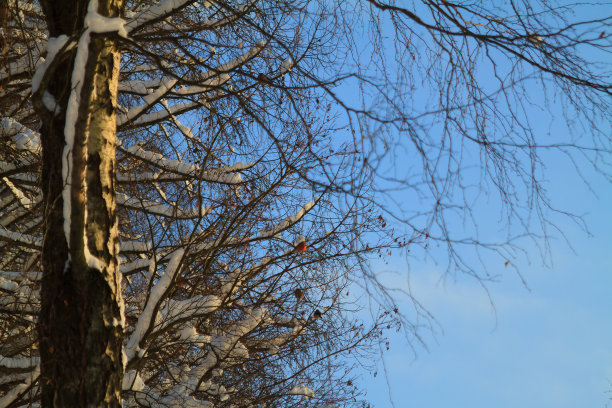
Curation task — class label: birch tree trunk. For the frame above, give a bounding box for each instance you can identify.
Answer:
[34,0,124,406]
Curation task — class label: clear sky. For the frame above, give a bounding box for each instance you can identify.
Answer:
[359,132,612,407]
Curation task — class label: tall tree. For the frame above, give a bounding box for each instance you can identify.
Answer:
[0,0,610,407]
[33,0,124,405]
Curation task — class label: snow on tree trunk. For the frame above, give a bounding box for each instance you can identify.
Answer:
[35,0,124,406]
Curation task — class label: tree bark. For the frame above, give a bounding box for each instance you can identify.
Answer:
[35,0,124,406]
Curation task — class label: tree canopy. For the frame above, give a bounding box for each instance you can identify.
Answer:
[0,0,610,407]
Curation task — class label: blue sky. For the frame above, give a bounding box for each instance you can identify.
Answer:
[359,142,612,407]
[341,4,612,406]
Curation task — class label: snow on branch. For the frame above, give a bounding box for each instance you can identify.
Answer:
[117,41,265,128]
[118,99,204,129]
[122,370,145,392]
[119,239,154,254]
[157,295,222,332]
[117,78,178,126]
[177,325,212,346]
[0,356,39,370]
[118,79,166,95]
[0,51,44,83]
[289,384,315,400]
[134,387,213,408]
[119,72,229,97]
[125,0,195,33]
[185,307,268,390]
[186,41,265,85]
[2,177,39,210]
[125,249,185,363]
[253,317,306,356]
[0,118,41,153]
[0,226,41,249]
[0,149,37,177]
[0,363,39,407]
[0,156,37,177]
[120,143,252,184]
[170,73,230,96]
[119,255,165,275]
[6,0,42,14]
[0,275,39,301]
[258,198,317,238]
[117,192,210,219]
[0,271,41,282]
